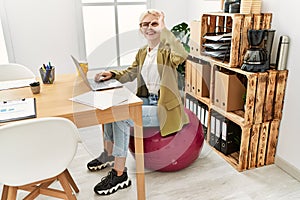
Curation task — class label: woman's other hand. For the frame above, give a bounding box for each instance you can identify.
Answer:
[151,11,165,32]
[94,71,112,82]
[158,11,165,30]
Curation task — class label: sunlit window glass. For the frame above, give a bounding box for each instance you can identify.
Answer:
[81,0,147,69]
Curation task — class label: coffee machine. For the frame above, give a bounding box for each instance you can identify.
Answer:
[241,29,275,72]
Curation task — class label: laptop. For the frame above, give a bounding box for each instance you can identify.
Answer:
[71,55,123,91]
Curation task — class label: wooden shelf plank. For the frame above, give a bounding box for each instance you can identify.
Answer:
[263,70,278,121]
[254,72,268,124]
[186,91,210,106]
[248,124,261,169]
[266,120,280,165]
[238,125,251,171]
[206,141,240,171]
[257,122,270,167]
[273,70,288,119]
[211,105,245,127]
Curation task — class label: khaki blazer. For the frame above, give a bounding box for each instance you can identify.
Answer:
[111,28,189,136]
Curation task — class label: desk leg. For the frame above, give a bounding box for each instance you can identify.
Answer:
[131,105,145,200]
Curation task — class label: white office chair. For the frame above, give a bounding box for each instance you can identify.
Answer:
[0,117,81,200]
[0,63,35,81]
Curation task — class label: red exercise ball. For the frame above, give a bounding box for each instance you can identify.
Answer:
[129,108,204,172]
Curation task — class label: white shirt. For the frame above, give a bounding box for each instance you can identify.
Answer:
[141,45,160,95]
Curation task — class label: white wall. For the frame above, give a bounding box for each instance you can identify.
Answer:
[0,0,85,75]
[187,0,222,20]
[151,0,189,28]
[186,0,300,175]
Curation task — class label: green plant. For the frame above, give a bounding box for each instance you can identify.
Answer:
[29,81,40,87]
[171,22,190,75]
[171,22,190,52]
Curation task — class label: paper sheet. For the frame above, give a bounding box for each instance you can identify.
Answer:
[70,88,132,110]
[0,78,36,91]
[203,32,232,42]
[203,42,231,50]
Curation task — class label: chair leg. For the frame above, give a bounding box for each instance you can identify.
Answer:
[6,186,17,200]
[58,173,77,200]
[64,169,79,193]
[1,172,79,200]
[1,185,9,200]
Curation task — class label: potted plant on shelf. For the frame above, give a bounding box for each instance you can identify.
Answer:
[171,22,190,92]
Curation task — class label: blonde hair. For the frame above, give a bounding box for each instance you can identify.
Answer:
[139,9,161,23]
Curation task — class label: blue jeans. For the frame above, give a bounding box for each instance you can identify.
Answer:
[103,97,159,157]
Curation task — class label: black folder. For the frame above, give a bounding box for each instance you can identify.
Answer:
[220,118,241,155]
[214,112,222,151]
[209,113,216,147]
[202,102,209,140]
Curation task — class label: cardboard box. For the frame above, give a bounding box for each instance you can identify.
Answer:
[195,62,210,98]
[214,71,246,111]
[190,20,201,57]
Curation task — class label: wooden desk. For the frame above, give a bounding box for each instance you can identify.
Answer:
[0,74,146,200]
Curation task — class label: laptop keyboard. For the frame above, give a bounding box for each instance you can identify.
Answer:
[88,78,122,90]
[89,80,106,88]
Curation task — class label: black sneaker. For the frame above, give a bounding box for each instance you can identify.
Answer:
[94,168,131,195]
[87,150,115,171]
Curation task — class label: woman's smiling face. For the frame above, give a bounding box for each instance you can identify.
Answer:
[140,14,160,42]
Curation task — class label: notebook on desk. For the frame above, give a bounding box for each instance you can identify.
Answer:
[0,98,36,123]
[70,55,123,91]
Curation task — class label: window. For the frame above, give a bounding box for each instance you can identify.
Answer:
[81,0,149,69]
[0,19,8,63]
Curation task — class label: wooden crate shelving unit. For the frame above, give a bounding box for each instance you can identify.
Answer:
[186,12,288,172]
[185,56,288,171]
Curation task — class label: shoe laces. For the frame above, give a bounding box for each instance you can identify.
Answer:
[101,170,114,185]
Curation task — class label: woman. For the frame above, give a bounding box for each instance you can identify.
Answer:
[89,9,189,195]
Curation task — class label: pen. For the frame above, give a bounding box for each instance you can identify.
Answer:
[44,69,51,83]
[42,64,46,72]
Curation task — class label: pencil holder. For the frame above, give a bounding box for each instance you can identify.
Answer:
[39,66,55,84]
